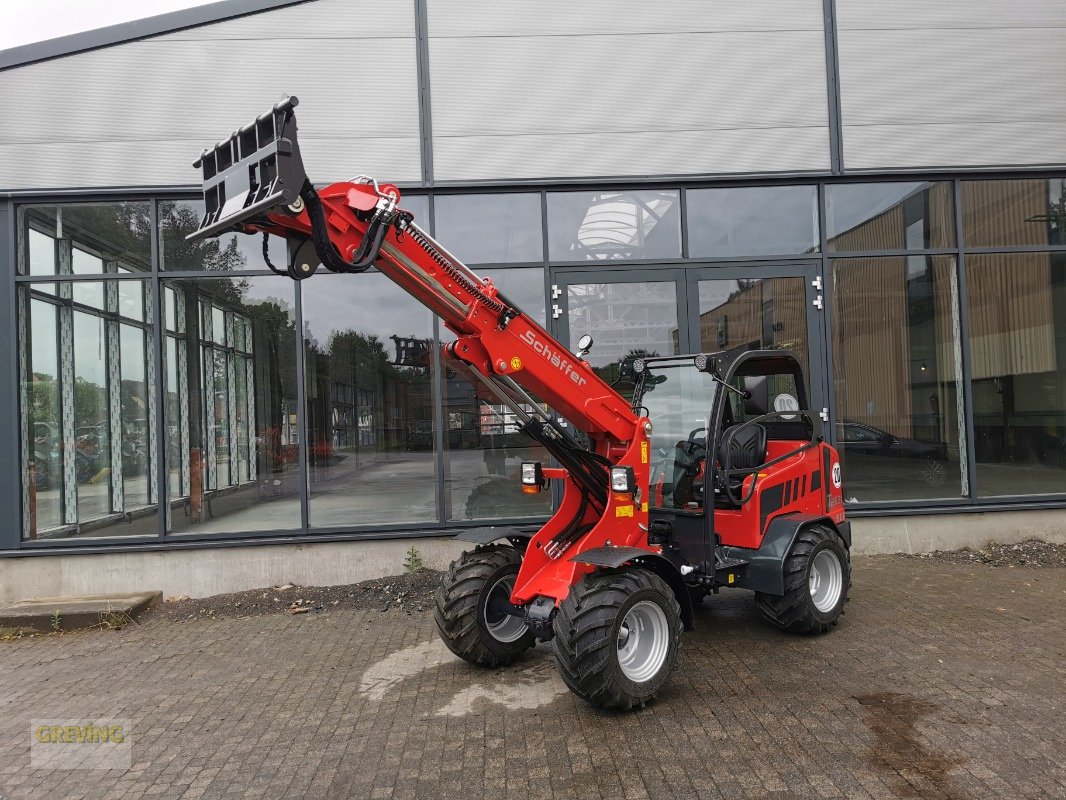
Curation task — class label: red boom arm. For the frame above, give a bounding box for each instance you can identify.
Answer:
[249,180,655,605]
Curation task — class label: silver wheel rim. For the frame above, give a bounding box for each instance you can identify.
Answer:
[809,549,844,613]
[616,600,670,683]
[483,575,528,643]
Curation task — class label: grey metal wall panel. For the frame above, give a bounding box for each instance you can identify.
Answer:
[837,1,1066,169]
[0,0,421,190]
[428,1,831,181]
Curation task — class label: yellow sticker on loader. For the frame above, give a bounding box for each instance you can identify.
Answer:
[615,505,634,518]
[641,441,649,464]
[510,356,523,371]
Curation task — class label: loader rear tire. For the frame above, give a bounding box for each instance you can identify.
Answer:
[434,545,535,667]
[553,568,682,711]
[754,524,851,634]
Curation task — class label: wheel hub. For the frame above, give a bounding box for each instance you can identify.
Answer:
[809,549,844,613]
[616,600,669,683]
[483,575,529,643]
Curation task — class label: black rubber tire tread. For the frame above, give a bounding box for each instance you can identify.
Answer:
[754,523,851,634]
[552,568,682,711]
[434,544,535,667]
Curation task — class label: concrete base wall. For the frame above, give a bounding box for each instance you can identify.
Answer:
[2,508,1064,603]
[848,508,1066,556]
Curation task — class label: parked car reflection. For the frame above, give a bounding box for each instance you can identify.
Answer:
[837,420,951,491]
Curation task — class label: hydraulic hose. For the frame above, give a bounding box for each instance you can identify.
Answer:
[299,180,388,275]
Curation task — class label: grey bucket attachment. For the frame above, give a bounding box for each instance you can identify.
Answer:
[188,96,308,241]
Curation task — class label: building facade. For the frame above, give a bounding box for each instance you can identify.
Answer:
[1,0,1064,593]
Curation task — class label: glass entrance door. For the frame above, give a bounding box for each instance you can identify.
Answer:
[684,264,827,414]
[552,268,692,393]
[552,263,827,412]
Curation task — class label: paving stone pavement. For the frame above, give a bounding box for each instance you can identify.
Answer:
[0,555,1063,800]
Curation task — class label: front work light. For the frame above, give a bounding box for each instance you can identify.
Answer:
[521,461,545,494]
[610,466,635,494]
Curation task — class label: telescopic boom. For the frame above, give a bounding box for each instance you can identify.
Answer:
[189,97,656,605]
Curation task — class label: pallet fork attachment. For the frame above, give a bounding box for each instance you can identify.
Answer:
[188,96,410,280]
[189,96,306,242]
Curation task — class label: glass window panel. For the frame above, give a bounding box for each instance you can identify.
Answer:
[548,190,681,262]
[962,178,1066,248]
[697,277,810,390]
[20,282,158,539]
[118,280,146,322]
[158,199,287,271]
[18,203,152,273]
[165,336,182,501]
[966,253,1066,496]
[441,268,551,522]
[72,247,102,274]
[826,182,955,252]
[212,307,226,345]
[72,310,112,523]
[119,324,151,508]
[831,256,965,503]
[28,229,56,276]
[165,287,177,332]
[26,297,62,532]
[567,280,680,392]
[72,250,105,308]
[688,186,818,257]
[302,272,437,527]
[434,193,543,264]
[164,277,301,534]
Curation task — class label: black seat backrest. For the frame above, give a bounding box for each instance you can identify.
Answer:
[718,423,768,474]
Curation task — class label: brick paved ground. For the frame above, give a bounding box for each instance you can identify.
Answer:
[0,556,1063,800]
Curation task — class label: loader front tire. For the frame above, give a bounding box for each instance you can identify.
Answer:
[435,545,534,667]
[754,523,851,634]
[553,568,682,711]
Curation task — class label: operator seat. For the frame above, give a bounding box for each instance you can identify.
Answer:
[714,423,767,508]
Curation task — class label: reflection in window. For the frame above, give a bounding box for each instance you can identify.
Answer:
[434,193,543,264]
[302,273,437,528]
[548,190,681,262]
[962,179,1066,248]
[441,269,551,521]
[158,199,286,271]
[17,203,152,274]
[966,253,1066,496]
[697,278,809,381]
[164,277,301,534]
[826,182,955,252]
[688,186,818,257]
[831,257,965,502]
[567,281,680,392]
[20,280,157,539]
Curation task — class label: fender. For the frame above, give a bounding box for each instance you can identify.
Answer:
[571,547,695,631]
[452,526,531,550]
[722,513,850,596]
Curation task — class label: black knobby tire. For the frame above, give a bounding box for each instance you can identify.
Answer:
[755,523,851,634]
[434,544,535,667]
[553,568,682,711]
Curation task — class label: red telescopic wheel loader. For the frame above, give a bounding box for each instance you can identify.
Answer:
[187,98,852,710]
